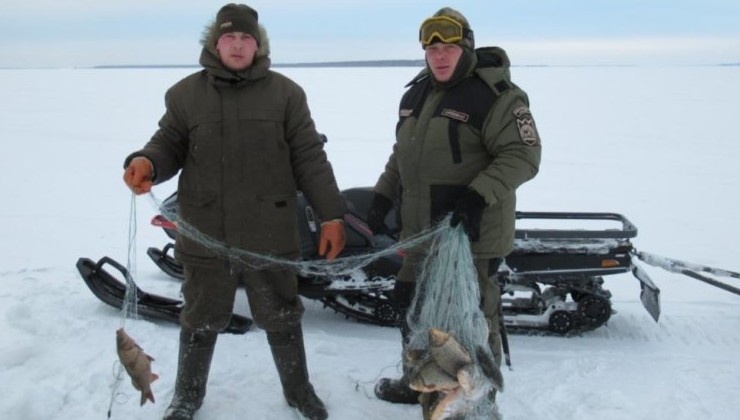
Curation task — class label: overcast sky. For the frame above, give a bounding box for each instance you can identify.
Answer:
[2,0,739,68]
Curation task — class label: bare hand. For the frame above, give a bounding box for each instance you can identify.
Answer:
[123,157,153,195]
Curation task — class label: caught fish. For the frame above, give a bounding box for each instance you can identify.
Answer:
[428,367,491,420]
[414,329,499,420]
[116,328,159,406]
[409,358,460,393]
[428,328,472,376]
[430,387,468,420]
[455,363,476,394]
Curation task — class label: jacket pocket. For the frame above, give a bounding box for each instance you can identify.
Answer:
[187,113,222,167]
[177,191,221,239]
[244,194,300,256]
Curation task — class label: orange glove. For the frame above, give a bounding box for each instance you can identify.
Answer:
[318,219,346,261]
[123,157,154,195]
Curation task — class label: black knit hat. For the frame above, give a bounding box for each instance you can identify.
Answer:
[215,3,260,45]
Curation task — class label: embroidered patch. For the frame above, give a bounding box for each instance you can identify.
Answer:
[441,108,470,123]
[516,117,539,146]
[513,105,539,146]
[513,105,530,118]
[399,109,413,117]
[220,21,233,30]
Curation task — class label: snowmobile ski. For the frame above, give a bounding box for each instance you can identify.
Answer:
[146,243,183,279]
[76,256,252,334]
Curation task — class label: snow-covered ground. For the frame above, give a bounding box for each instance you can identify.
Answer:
[1,63,739,420]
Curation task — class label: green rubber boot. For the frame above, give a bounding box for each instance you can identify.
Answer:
[162,328,217,420]
[267,325,328,420]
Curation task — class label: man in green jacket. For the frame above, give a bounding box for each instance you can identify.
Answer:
[367,6,542,412]
[122,4,346,420]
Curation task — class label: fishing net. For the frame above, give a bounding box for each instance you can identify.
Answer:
[108,193,144,418]
[148,192,446,278]
[147,192,501,417]
[406,217,501,419]
[121,193,139,322]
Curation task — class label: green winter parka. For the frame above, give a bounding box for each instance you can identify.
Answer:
[125,30,346,266]
[374,46,541,258]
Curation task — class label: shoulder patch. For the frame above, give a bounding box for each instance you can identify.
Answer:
[513,106,540,146]
[399,109,413,117]
[513,105,530,118]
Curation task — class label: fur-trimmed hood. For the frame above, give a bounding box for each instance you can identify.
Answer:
[200,18,271,59]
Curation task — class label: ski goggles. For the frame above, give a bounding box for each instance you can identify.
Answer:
[419,15,473,47]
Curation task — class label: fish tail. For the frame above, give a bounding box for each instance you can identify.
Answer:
[140,390,155,406]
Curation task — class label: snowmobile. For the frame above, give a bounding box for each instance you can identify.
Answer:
[78,187,740,335]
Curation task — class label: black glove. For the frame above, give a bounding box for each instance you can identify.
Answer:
[366,193,393,235]
[450,189,487,241]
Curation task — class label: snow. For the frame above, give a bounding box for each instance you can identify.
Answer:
[1,64,739,420]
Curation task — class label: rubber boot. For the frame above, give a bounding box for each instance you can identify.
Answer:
[163,328,217,420]
[266,325,328,420]
[374,375,421,404]
[373,318,421,404]
[374,281,421,404]
[373,342,421,405]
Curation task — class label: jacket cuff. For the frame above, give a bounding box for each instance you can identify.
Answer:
[320,218,344,226]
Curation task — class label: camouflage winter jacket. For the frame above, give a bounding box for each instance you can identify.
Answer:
[125,35,345,265]
[374,46,541,258]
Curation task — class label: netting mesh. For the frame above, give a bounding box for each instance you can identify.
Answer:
[149,192,446,277]
[406,217,501,419]
[147,193,500,417]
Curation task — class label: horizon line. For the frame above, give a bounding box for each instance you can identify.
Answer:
[1,59,738,70]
